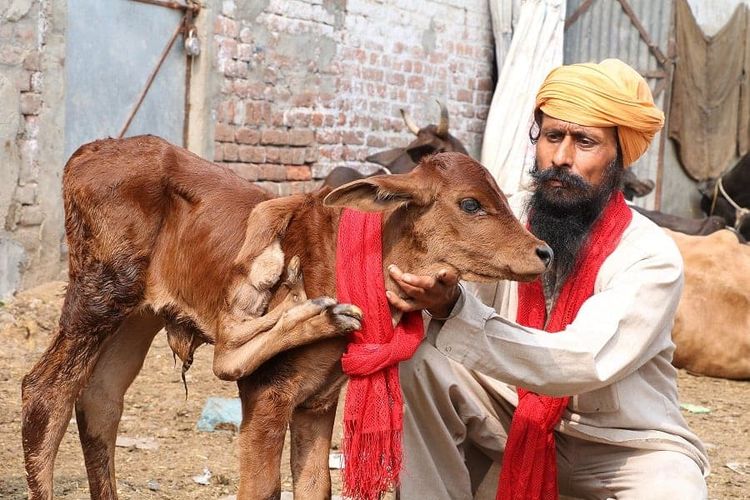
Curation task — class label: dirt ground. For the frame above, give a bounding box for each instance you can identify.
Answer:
[1,281,748,499]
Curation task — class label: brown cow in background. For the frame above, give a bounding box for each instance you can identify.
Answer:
[668,229,750,379]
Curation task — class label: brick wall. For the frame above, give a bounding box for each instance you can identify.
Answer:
[1,0,66,297]
[212,0,495,196]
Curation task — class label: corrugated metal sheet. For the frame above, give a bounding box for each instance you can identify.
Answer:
[563,0,673,209]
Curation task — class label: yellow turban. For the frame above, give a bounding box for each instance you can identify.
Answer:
[535,58,665,167]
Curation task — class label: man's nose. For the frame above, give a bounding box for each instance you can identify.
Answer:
[551,137,574,168]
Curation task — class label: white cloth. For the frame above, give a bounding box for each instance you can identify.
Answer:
[480,0,566,195]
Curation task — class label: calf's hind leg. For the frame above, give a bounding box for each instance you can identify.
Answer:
[22,262,145,500]
[75,310,163,500]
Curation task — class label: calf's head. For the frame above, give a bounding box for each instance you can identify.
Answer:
[324,152,552,282]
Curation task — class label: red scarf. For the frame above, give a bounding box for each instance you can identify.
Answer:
[336,209,425,500]
[496,192,632,500]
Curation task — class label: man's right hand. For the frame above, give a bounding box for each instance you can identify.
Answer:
[386,264,460,319]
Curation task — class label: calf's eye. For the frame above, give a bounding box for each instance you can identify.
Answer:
[460,198,481,213]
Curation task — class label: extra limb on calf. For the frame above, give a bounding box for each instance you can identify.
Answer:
[22,135,550,500]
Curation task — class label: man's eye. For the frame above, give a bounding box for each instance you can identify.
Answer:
[460,198,481,213]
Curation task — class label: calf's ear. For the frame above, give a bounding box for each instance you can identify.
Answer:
[323,172,434,212]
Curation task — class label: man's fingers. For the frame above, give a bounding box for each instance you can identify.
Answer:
[393,278,426,298]
[388,264,436,290]
[386,291,418,312]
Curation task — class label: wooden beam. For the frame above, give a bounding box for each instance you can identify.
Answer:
[617,0,668,66]
[565,0,597,30]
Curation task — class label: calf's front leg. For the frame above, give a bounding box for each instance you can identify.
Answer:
[213,257,361,381]
[290,402,339,499]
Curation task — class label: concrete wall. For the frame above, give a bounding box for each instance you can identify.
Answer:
[0,0,66,299]
[210,0,496,196]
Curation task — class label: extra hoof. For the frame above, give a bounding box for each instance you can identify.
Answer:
[332,303,363,320]
[311,296,337,308]
[330,303,363,333]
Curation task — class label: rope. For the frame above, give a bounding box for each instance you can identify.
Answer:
[717,177,750,230]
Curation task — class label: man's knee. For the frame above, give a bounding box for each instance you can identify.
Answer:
[615,451,707,500]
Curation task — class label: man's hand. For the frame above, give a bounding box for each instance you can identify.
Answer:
[386,264,460,318]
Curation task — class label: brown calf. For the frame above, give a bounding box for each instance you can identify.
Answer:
[22,135,551,499]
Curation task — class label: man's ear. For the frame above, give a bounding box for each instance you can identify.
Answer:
[323,172,434,212]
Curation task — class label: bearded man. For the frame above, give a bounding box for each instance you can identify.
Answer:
[387,59,709,499]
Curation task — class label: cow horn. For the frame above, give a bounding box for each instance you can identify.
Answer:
[436,99,449,137]
[400,108,420,136]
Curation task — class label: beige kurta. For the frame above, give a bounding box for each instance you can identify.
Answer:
[433,191,709,475]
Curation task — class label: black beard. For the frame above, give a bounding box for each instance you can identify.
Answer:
[527,159,623,288]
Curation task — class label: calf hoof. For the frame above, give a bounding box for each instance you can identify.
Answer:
[329,304,363,333]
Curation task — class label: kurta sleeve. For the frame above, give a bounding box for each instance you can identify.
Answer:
[433,237,684,397]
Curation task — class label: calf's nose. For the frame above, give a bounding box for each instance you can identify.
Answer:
[536,245,554,269]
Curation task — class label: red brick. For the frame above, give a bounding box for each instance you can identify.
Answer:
[239,145,265,163]
[286,166,312,181]
[457,89,473,103]
[215,122,235,142]
[366,135,386,148]
[258,164,287,181]
[236,127,260,144]
[231,163,259,181]
[245,102,271,125]
[233,80,265,99]
[17,72,31,92]
[342,130,364,145]
[304,147,319,163]
[215,16,238,37]
[387,72,405,86]
[217,38,237,60]
[407,75,425,90]
[265,147,282,164]
[291,92,316,107]
[289,148,306,165]
[288,128,315,146]
[261,129,289,145]
[237,43,253,61]
[223,143,239,161]
[362,68,384,81]
[316,130,341,145]
[213,142,224,161]
[20,93,42,115]
[22,53,40,71]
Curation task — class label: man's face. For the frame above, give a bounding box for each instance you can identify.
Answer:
[534,114,619,199]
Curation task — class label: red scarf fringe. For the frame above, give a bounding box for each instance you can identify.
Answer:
[336,209,425,500]
[497,192,632,500]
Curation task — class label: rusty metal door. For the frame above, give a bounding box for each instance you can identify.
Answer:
[563,0,674,209]
[64,0,197,158]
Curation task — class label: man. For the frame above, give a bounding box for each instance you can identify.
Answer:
[387,59,709,500]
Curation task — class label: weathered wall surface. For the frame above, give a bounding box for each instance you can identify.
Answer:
[0,0,495,296]
[1,0,66,299]
[211,0,496,196]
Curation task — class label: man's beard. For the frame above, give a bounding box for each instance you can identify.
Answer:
[527,159,624,289]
